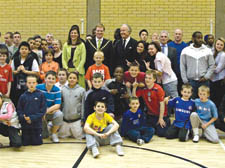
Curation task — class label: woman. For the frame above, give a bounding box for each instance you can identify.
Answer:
[134,41,148,72]
[62,25,86,88]
[146,41,178,98]
[53,39,63,68]
[210,37,225,108]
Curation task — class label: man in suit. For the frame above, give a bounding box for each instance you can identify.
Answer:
[85,23,114,74]
[114,24,137,71]
[159,30,178,77]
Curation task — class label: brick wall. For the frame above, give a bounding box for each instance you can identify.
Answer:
[101,0,215,42]
[0,0,86,44]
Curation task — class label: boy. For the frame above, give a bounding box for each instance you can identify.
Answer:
[84,100,124,158]
[0,92,22,147]
[0,45,12,98]
[124,62,145,96]
[11,41,39,107]
[121,97,155,145]
[83,72,114,122]
[132,70,170,137]
[190,85,219,143]
[85,51,111,89]
[55,68,68,90]
[36,71,63,142]
[17,75,47,146]
[165,84,195,141]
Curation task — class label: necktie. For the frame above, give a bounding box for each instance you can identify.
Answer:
[97,40,101,49]
[122,39,126,50]
[162,45,165,53]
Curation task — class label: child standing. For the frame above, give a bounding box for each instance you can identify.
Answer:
[55,68,68,90]
[190,85,219,143]
[0,93,22,147]
[58,72,85,139]
[11,41,39,107]
[104,66,129,121]
[165,84,195,141]
[17,75,47,146]
[121,97,155,145]
[132,70,170,137]
[0,46,12,98]
[84,101,124,158]
[85,51,111,89]
[39,49,59,82]
[84,72,114,122]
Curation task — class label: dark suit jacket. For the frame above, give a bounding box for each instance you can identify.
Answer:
[168,47,178,76]
[85,38,114,73]
[114,37,138,71]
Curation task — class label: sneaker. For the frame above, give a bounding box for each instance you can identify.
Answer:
[51,133,59,143]
[193,135,199,143]
[116,145,124,156]
[92,146,100,158]
[137,139,145,146]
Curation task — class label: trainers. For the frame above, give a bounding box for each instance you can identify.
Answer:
[116,145,124,156]
[137,139,145,146]
[51,133,59,143]
[92,146,100,158]
[193,135,199,143]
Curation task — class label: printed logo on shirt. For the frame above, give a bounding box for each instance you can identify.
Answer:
[34,97,38,100]
[188,106,193,110]
[93,69,105,79]
[4,69,8,73]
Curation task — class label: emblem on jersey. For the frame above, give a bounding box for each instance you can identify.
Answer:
[188,106,192,110]
[4,69,8,73]
[138,114,141,118]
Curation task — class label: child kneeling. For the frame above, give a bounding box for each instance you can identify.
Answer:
[84,101,124,158]
[121,97,155,145]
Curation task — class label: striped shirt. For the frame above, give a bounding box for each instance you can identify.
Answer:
[36,84,61,107]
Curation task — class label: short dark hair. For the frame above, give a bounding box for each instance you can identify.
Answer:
[94,100,107,108]
[26,74,38,81]
[129,97,139,104]
[139,29,148,37]
[145,70,157,80]
[192,31,202,38]
[13,31,21,36]
[58,68,68,77]
[92,72,103,80]
[0,44,9,57]
[5,32,13,39]
[44,48,54,57]
[68,71,79,80]
[45,70,57,78]
[18,41,31,51]
[27,37,34,42]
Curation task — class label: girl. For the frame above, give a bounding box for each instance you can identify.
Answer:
[134,41,148,72]
[58,72,85,139]
[33,35,43,64]
[210,37,225,108]
[146,41,178,98]
[62,25,86,88]
[55,68,68,90]
[53,39,63,68]
[11,41,39,107]
[0,93,22,147]
[39,49,59,82]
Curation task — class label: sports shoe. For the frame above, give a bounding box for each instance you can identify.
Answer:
[116,145,124,156]
[193,135,199,143]
[137,139,145,146]
[92,146,100,158]
[51,133,59,143]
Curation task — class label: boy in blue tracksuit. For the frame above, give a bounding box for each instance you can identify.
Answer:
[17,75,47,146]
[121,97,155,145]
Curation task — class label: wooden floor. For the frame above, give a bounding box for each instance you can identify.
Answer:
[0,132,225,168]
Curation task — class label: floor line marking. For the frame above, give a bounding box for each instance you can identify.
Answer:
[219,139,225,151]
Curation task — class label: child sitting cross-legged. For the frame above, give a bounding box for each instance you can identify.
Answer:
[84,100,124,158]
[121,97,155,145]
[165,84,195,142]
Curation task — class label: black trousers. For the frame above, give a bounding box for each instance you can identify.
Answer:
[0,123,22,147]
[22,128,43,146]
[166,125,189,142]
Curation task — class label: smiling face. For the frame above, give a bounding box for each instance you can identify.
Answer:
[193,33,203,47]
[159,32,168,45]
[70,29,79,41]
[45,52,53,63]
[181,88,192,100]
[96,27,104,39]
[145,73,156,87]
[57,70,67,84]
[45,74,56,87]
[68,73,78,88]
[114,67,124,81]
[120,25,130,39]
[94,102,107,115]
[93,52,104,65]
[137,42,145,54]
[174,29,183,43]
[0,53,7,64]
[129,66,139,78]
[92,77,104,89]
[148,44,158,56]
[19,46,30,58]
[215,39,224,52]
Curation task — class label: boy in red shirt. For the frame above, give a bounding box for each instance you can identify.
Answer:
[124,62,145,96]
[85,51,111,89]
[132,69,170,137]
[0,45,13,98]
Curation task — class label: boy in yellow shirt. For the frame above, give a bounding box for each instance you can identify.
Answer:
[84,100,124,158]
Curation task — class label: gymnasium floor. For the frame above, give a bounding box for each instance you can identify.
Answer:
[0,132,224,168]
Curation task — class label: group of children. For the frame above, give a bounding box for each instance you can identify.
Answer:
[0,39,223,158]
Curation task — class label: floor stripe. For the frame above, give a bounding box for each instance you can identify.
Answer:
[123,145,208,168]
[219,139,225,151]
[72,147,88,168]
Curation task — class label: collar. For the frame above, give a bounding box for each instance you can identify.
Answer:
[160,43,167,47]
[96,37,103,42]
